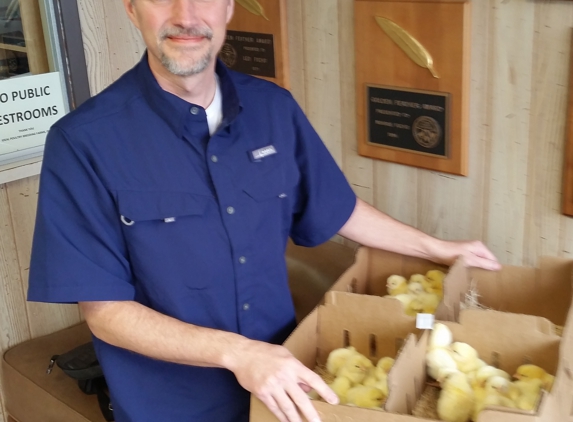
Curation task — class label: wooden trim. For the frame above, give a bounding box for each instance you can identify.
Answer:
[0,43,27,53]
[0,158,43,185]
[19,0,50,74]
[562,29,573,216]
[51,0,91,109]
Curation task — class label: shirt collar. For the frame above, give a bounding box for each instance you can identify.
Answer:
[136,51,242,138]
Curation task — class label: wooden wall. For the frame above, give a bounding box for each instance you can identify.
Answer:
[0,0,572,420]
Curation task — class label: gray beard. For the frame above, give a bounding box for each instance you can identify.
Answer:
[160,49,213,76]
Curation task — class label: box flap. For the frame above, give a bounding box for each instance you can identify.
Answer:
[435,256,469,321]
[469,256,573,325]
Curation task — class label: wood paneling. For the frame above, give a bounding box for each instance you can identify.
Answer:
[1,1,573,419]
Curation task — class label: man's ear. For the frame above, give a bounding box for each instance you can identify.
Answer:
[226,0,235,24]
[123,0,141,30]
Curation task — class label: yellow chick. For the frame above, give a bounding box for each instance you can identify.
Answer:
[346,385,386,409]
[437,367,462,386]
[427,348,458,380]
[409,292,441,315]
[425,269,445,296]
[512,378,543,411]
[386,275,408,296]
[362,366,386,387]
[437,372,475,422]
[450,342,481,374]
[326,346,359,375]
[328,376,353,405]
[409,273,427,284]
[429,323,453,350]
[514,364,554,392]
[336,353,374,385]
[408,281,425,296]
[474,365,511,388]
[363,357,394,388]
[376,357,395,373]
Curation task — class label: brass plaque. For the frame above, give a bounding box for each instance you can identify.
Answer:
[366,85,450,158]
[221,30,276,78]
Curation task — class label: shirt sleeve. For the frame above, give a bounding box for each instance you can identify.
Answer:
[288,99,357,247]
[28,125,135,303]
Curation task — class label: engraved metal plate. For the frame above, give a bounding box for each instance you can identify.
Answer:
[219,30,276,78]
[366,85,450,158]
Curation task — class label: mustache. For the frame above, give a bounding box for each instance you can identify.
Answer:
[159,26,214,41]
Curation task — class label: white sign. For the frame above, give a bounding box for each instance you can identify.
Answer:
[0,72,67,165]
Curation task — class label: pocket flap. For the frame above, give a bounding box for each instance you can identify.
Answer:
[243,164,299,201]
[117,191,209,221]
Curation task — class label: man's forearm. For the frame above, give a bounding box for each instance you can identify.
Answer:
[338,198,501,270]
[80,300,247,370]
[338,198,438,260]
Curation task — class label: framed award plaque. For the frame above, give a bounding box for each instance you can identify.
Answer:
[355,0,471,175]
[220,0,289,89]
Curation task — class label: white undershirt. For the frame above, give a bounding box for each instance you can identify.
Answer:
[205,76,223,136]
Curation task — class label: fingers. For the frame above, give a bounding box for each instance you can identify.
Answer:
[464,241,501,271]
[300,369,339,405]
[285,383,321,422]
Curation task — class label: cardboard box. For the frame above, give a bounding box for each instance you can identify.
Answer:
[250,248,573,422]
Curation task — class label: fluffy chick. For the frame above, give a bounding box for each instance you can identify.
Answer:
[346,385,386,409]
[437,372,475,422]
[425,269,445,295]
[376,357,395,373]
[512,378,543,411]
[409,292,441,315]
[387,275,408,296]
[409,273,427,285]
[474,365,511,388]
[336,353,374,385]
[328,376,353,405]
[408,281,425,296]
[450,342,481,374]
[514,364,554,392]
[427,348,458,381]
[326,346,359,375]
[429,323,453,350]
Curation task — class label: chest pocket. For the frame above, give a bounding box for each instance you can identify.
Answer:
[117,190,209,225]
[242,161,300,202]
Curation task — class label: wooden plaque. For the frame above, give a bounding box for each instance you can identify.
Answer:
[355,0,471,175]
[222,0,289,89]
[562,29,573,216]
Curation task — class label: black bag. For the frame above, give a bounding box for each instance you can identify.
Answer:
[48,342,114,421]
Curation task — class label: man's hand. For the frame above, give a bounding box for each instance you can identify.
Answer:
[432,239,501,271]
[227,339,338,422]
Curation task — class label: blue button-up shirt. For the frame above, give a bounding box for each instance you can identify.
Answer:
[28,54,356,422]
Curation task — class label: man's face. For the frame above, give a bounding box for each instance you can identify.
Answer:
[124,0,234,76]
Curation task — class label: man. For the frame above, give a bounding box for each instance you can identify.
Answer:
[28,0,500,421]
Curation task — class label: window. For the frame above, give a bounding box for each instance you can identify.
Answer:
[0,0,89,183]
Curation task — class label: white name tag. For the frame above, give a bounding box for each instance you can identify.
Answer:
[251,145,277,160]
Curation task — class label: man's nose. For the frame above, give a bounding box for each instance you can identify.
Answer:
[171,0,202,27]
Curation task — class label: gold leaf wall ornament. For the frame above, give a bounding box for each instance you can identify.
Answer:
[374,16,439,79]
[236,0,269,21]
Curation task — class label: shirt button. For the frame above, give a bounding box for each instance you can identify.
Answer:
[190,106,199,115]
[239,256,246,264]
[278,193,287,198]
[211,155,218,163]
[243,303,250,311]
[227,206,235,215]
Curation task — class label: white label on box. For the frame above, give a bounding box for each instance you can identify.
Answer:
[416,313,435,329]
[0,72,66,164]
